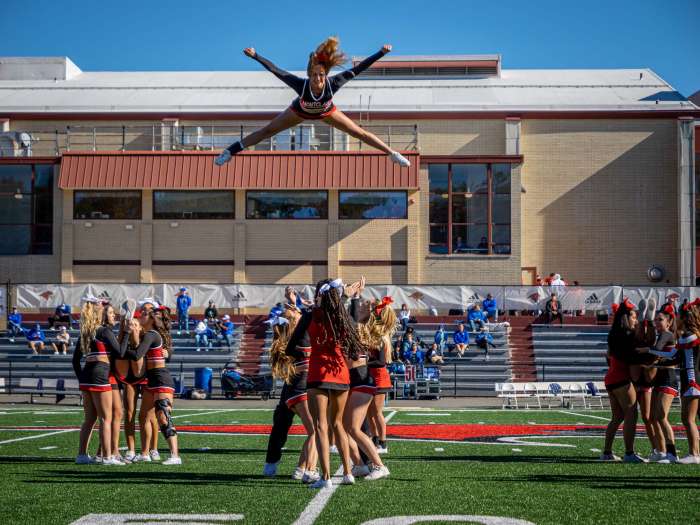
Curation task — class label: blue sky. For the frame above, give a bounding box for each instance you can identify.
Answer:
[2,0,699,96]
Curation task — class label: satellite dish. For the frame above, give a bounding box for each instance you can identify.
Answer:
[647,265,665,283]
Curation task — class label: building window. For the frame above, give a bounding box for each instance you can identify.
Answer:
[339,191,407,219]
[153,191,234,219]
[74,191,141,220]
[246,191,328,219]
[0,163,53,255]
[428,163,511,255]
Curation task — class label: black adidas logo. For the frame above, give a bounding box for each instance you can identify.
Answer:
[98,290,111,300]
[468,293,482,302]
[584,293,601,305]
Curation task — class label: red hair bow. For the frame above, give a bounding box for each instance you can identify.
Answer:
[622,297,636,312]
[662,304,676,317]
[374,296,394,316]
[315,52,329,62]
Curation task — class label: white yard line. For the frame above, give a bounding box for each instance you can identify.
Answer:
[292,466,344,525]
[0,429,76,445]
[559,410,609,421]
[171,409,239,420]
[384,410,398,423]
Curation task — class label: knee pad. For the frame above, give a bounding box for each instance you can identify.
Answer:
[155,398,177,438]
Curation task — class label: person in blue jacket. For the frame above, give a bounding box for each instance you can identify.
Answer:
[48,303,72,329]
[453,323,469,357]
[7,307,24,343]
[482,294,498,322]
[434,325,447,354]
[176,288,192,335]
[217,314,236,351]
[474,327,495,361]
[467,304,487,333]
[27,324,46,354]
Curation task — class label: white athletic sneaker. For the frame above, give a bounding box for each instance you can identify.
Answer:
[389,151,411,168]
[163,456,182,465]
[123,451,136,463]
[351,464,370,477]
[364,464,390,481]
[678,454,700,464]
[150,450,161,461]
[377,445,388,455]
[215,150,232,166]
[263,462,278,477]
[623,452,648,463]
[291,467,305,480]
[102,456,125,466]
[599,453,621,462]
[94,455,104,464]
[302,470,320,484]
[309,478,332,489]
[133,454,152,463]
[329,445,339,454]
[75,454,94,465]
[340,473,355,485]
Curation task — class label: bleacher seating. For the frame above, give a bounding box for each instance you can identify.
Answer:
[532,324,609,382]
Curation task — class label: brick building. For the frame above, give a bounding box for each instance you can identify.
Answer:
[0,55,698,285]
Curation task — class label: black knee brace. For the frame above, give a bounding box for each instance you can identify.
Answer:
[155,398,177,438]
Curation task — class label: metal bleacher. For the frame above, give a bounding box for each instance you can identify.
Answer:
[532,324,609,382]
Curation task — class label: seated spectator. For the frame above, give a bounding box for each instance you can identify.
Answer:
[7,306,24,343]
[217,314,236,350]
[398,304,411,331]
[204,301,219,323]
[26,324,46,355]
[194,320,212,352]
[452,323,469,357]
[482,293,498,322]
[426,342,445,364]
[51,325,71,355]
[545,293,564,325]
[48,303,72,330]
[408,342,424,365]
[474,326,495,361]
[401,333,414,362]
[269,302,284,319]
[434,325,447,354]
[467,304,487,332]
[392,340,402,363]
[477,236,488,252]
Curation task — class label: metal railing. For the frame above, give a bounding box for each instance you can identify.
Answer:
[0,123,419,157]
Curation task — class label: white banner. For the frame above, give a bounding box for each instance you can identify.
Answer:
[504,286,623,311]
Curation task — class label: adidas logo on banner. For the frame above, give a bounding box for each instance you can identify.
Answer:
[584,293,601,305]
[467,293,482,302]
[98,290,111,300]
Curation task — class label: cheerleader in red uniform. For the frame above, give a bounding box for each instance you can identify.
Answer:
[675,301,700,463]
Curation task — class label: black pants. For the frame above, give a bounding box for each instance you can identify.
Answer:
[48,314,71,328]
[546,311,563,325]
[265,401,295,464]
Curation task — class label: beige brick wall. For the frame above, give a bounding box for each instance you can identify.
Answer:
[520,119,678,284]
[152,265,234,283]
[339,265,407,284]
[73,221,141,259]
[245,264,328,284]
[245,221,328,260]
[72,265,140,282]
[152,221,235,260]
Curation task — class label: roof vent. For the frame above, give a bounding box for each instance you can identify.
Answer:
[352,54,501,78]
[0,57,82,81]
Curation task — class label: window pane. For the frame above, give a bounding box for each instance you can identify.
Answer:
[429,193,448,223]
[452,164,487,193]
[35,165,54,189]
[493,225,511,254]
[428,164,448,194]
[429,225,448,254]
[0,165,32,193]
[452,193,488,224]
[154,191,234,219]
[0,225,31,254]
[246,191,327,219]
[339,191,407,219]
[493,194,511,224]
[493,164,511,193]
[452,225,488,254]
[0,195,32,224]
[74,191,141,219]
[33,224,53,254]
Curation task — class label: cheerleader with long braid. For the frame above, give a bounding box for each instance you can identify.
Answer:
[215,37,411,169]
[263,305,319,483]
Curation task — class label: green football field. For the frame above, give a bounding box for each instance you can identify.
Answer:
[0,403,698,525]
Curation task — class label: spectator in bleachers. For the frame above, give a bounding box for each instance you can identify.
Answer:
[434,325,447,354]
[7,306,23,343]
[426,342,445,364]
[474,326,495,361]
[401,332,415,362]
[204,301,219,324]
[408,342,424,365]
[550,273,566,287]
[467,304,487,332]
[482,293,498,322]
[398,304,411,331]
[392,340,402,363]
[545,293,564,325]
[217,314,235,350]
[452,322,469,357]
[51,325,71,355]
[194,320,212,352]
[176,288,192,335]
[27,323,46,355]
[269,302,284,318]
[48,303,72,330]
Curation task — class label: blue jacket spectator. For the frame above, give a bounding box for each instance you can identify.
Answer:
[453,323,469,357]
[7,307,23,341]
[27,324,46,354]
[467,305,487,332]
[475,329,495,360]
[408,345,424,365]
[482,294,498,321]
[218,314,236,350]
[176,288,192,334]
[434,326,447,352]
[48,303,72,329]
[269,303,284,318]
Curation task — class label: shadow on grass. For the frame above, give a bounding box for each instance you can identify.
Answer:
[393,453,599,464]
[459,473,700,490]
[0,456,74,464]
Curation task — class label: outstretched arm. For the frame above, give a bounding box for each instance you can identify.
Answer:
[330,45,391,90]
[245,47,305,95]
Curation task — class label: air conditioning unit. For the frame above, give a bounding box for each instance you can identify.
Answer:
[0,131,34,157]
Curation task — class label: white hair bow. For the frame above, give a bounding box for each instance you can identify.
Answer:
[81,295,101,304]
[264,316,289,326]
[138,298,161,309]
[319,278,344,295]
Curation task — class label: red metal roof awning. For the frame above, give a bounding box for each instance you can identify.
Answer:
[58,151,419,190]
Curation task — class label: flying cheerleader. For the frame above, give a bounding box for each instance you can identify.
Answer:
[215,37,411,168]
